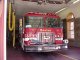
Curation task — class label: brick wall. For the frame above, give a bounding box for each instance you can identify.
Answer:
[74,18,80,47]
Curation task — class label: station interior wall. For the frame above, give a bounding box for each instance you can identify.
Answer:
[58,2,80,47]
[58,2,80,19]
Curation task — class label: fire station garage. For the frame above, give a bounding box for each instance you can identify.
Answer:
[7,0,80,60]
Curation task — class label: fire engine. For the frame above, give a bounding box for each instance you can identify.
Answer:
[19,12,68,52]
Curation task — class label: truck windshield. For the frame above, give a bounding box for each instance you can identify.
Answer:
[46,18,63,28]
[24,16,43,28]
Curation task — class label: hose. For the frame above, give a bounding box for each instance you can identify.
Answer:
[8,2,15,47]
[12,12,15,47]
[8,3,14,31]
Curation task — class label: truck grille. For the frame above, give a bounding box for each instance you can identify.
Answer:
[38,32,54,44]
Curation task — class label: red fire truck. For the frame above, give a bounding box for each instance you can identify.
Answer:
[19,12,68,52]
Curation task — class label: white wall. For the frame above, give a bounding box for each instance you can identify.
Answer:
[58,2,80,19]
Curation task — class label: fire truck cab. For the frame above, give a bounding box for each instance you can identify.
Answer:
[19,12,68,52]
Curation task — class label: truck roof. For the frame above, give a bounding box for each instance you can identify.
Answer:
[24,12,60,18]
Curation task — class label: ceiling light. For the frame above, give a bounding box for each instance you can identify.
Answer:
[55,8,66,13]
[73,0,80,4]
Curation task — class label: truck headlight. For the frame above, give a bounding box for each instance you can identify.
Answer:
[55,46,61,49]
[23,38,29,41]
[58,46,61,49]
[38,47,42,51]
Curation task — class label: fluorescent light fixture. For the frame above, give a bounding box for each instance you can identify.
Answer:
[73,0,80,4]
[56,8,66,13]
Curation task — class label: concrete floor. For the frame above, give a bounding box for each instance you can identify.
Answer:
[7,47,80,60]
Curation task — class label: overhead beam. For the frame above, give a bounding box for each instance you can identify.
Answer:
[22,0,71,4]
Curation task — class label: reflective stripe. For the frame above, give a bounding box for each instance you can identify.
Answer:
[55,38,63,40]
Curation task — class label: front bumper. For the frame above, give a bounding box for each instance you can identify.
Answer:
[23,44,68,52]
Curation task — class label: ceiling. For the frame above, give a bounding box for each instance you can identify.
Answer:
[10,0,72,18]
[22,0,71,4]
